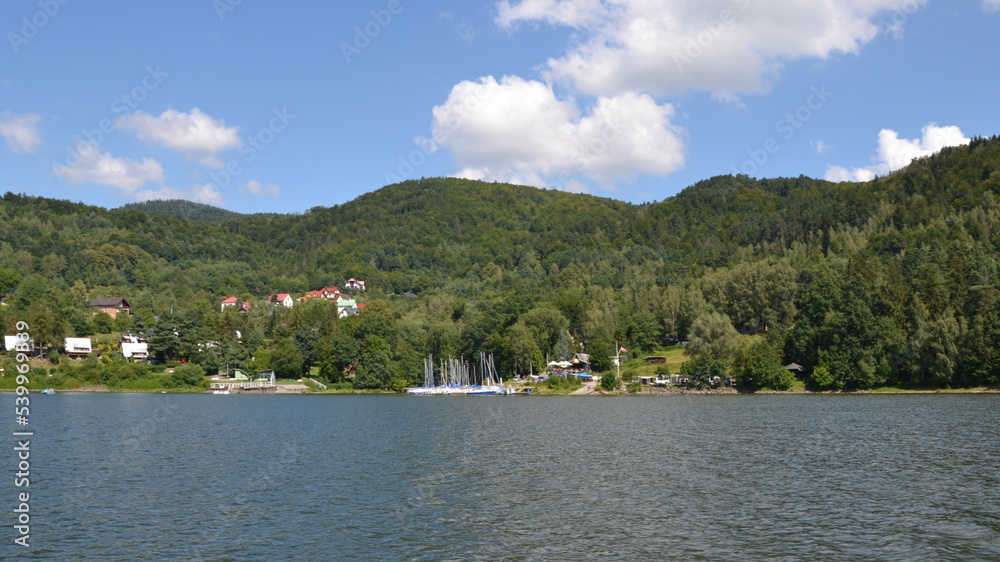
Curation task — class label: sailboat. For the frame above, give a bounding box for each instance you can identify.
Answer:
[406,353,504,395]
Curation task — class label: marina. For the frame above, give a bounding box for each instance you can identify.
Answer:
[406,353,516,395]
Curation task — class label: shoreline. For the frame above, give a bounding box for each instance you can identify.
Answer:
[6,385,999,395]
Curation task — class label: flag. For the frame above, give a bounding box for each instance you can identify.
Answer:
[619,347,627,353]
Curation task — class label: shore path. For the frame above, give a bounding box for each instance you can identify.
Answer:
[571,380,598,395]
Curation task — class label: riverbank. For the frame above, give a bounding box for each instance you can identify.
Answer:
[5,384,999,395]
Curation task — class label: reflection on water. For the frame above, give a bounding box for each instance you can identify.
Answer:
[11,393,1000,560]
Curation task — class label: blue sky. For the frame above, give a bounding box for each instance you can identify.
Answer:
[1,0,998,213]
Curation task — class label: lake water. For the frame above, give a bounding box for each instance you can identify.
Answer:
[6,393,999,560]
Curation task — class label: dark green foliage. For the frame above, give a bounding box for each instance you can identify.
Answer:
[680,353,728,389]
[599,371,617,391]
[169,364,207,388]
[119,199,246,223]
[731,340,793,393]
[271,339,304,379]
[0,268,19,294]
[588,341,612,373]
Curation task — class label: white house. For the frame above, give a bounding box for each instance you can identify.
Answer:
[268,293,294,308]
[65,337,93,359]
[120,336,149,361]
[345,278,365,291]
[337,297,358,318]
[4,335,35,353]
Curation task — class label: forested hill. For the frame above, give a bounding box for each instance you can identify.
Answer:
[1,135,1000,392]
[119,199,245,223]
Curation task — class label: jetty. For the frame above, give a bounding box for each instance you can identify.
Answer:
[210,381,278,394]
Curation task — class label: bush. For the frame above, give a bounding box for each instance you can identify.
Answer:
[169,364,207,388]
[732,340,791,393]
[599,372,617,392]
[545,375,581,391]
[680,353,728,389]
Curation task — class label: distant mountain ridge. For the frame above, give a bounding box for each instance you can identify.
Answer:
[119,199,245,223]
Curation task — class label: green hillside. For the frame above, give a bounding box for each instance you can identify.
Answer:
[119,199,246,223]
[2,135,1000,392]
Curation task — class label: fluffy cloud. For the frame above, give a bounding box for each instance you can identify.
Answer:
[116,108,240,168]
[426,75,684,189]
[825,124,970,182]
[984,0,1000,13]
[0,111,42,154]
[242,180,280,196]
[497,0,926,96]
[52,145,164,191]
[133,184,225,205]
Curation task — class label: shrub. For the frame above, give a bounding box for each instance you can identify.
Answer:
[169,364,207,388]
[545,375,581,391]
[599,372,617,392]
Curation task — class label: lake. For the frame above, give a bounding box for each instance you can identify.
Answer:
[6,393,1000,560]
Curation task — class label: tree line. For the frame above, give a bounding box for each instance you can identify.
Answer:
[1,136,1000,391]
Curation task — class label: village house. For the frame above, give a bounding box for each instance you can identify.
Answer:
[221,296,251,313]
[344,278,365,291]
[90,297,131,319]
[336,296,359,318]
[321,287,340,299]
[64,337,94,359]
[300,290,322,300]
[267,293,294,308]
[4,335,38,356]
[120,335,149,361]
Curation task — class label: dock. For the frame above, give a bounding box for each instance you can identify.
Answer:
[210,382,278,394]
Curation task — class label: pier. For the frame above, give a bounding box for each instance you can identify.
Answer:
[210,382,278,394]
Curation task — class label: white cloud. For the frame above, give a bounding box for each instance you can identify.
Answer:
[133,184,225,205]
[427,75,684,190]
[116,108,240,166]
[811,139,830,155]
[984,0,1000,13]
[241,180,280,196]
[825,123,970,182]
[496,0,927,97]
[0,111,42,154]
[52,145,164,191]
